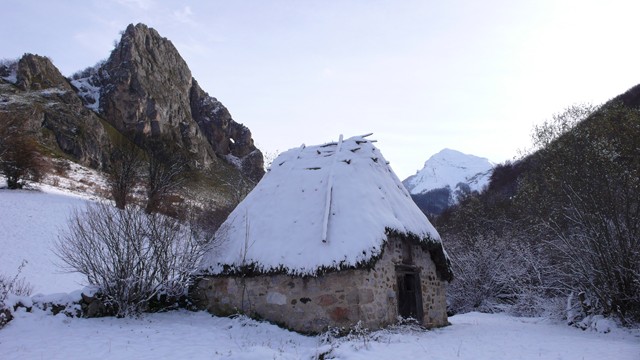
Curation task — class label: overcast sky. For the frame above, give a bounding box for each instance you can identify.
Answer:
[2,0,639,178]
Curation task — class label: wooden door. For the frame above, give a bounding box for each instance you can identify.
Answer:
[396,267,424,322]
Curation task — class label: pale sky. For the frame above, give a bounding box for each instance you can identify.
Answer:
[2,0,639,178]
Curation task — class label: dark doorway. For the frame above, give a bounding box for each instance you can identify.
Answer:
[396,266,424,322]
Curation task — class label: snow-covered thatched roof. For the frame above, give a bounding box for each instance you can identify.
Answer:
[199,134,451,279]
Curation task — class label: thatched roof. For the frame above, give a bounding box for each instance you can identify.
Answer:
[199,134,452,280]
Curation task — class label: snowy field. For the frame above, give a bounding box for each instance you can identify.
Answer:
[1,183,639,359]
[0,188,90,293]
[1,310,638,360]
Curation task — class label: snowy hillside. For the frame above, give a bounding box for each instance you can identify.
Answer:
[0,188,90,294]
[0,162,107,294]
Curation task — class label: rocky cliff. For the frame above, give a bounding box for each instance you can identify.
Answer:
[1,23,264,183]
[1,54,111,168]
[87,23,263,181]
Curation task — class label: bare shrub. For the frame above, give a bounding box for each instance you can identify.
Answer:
[446,230,558,317]
[0,260,33,300]
[107,139,143,209]
[54,203,209,317]
[143,140,189,215]
[51,159,70,177]
[0,260,33,328]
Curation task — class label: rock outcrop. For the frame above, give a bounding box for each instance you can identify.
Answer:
[98,24,214,167]
[0,54,111,168]
[94,23,264,181]
[0,23,264,183]
[189,79,264,181]
[15,54,71,91]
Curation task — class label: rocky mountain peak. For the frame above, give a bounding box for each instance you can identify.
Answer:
[106,23,193,95]
[404,149,494,196]
[92,23,264,181]
[403,149,494,216]
[98,23,203,155]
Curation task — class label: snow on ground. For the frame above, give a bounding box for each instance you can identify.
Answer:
[328,312,640,360]
[0,310,637,360]
[1,168,638,359]
[0,161,108,294]
[45,160,109,199]
[0,188,89,294]
[1,310,319,360]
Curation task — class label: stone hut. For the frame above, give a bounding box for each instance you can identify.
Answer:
[193,134,452,333]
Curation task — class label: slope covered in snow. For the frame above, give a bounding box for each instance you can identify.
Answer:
[199,135,442,276]
[403,148,494,207]
[0,189,89,294]
[0,163,107,294]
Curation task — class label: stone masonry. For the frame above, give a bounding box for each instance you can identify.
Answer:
[193,235,448,333]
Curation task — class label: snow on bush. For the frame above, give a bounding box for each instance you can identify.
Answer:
[54,202,210,317]
[0,260,33,328]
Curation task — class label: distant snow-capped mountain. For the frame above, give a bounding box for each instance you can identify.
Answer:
[403,149,494,215]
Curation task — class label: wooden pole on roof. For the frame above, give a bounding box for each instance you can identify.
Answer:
[322,134,343,243]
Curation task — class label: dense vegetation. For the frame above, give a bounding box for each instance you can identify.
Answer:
[438,85,640,327]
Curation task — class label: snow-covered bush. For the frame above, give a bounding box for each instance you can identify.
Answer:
[54,203,210,317]
[0,260,33,328]
[445,229,555,316]
[0,262,33,300]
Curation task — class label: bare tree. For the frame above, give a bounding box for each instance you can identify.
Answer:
[55,202,209,317]
[143,139,188,214]
[530,103,598,151]
[145,154,186,214]
[106,139,143,209]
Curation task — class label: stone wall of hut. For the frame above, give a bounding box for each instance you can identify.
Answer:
[192,236,448,333]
